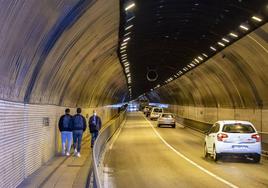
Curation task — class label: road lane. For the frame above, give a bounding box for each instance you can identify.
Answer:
[103,112,242,188]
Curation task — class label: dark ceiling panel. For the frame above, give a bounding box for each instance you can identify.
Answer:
[118,0,268,99]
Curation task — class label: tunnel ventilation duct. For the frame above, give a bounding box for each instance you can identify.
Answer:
[147,69,158,82]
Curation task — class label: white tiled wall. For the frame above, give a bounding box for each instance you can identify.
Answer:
[0,100,116,187]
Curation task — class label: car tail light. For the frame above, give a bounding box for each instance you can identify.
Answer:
[217,133,228,141]
[252,134,261,142]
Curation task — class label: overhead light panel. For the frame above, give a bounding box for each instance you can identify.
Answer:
[120,50,126,53]
[121,42,128,46]
[194,58,199,63]
[127,16,135,22]
[218,42,225,47]
[202,53,208,57]
[229,33,238,38]
[252,16,262,22]
[198,56,203,61]
[125,25,133,31]
[123,37,130,42]
[210,46,217,51]
[222,38,230,43]
[124,32,131,36]
[239,25,249,31]
[125,2,135,11]
[120,46,127,50]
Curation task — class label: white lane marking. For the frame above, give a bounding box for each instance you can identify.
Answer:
[248,35,268,54]
[143,116,239,188]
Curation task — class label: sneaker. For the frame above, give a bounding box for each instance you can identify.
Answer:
[74,148,77,153]
[66,152,70,156]
[77,152,81,157]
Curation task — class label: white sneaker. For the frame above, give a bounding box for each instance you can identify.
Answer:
[77,152,81,157]
[66,152,70,156]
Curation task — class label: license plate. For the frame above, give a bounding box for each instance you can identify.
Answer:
[232,145,248,149]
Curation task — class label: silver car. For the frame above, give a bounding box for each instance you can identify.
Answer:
[157,113,176,128]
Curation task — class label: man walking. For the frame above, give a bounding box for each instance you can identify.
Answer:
[72,108,86,157]
[58,108,73,156]
[89,110,102,148]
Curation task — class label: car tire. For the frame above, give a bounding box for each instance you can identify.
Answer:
[158,124,161,127]
[253,154,261,163]
[204,144,209,158]
[172,124,176,128]
[213,145,220,162]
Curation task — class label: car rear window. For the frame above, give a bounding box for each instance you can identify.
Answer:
[162,114,173,118]
[153,108,163,112]
[222,124,255,133]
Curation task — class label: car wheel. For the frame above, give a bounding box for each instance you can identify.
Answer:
[204,144,209,158]
[253,154,261,163]
[213,145,220,162]
[172,124,176,128]
[158,124,161,127]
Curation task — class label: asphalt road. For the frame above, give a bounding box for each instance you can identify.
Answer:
[103,112,268,188]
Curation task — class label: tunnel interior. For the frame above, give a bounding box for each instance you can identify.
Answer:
[0,0,268,187]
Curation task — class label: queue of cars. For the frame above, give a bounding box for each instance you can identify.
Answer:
[142,105,262,163]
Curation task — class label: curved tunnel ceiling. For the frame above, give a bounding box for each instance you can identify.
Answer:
[0,0,128,107]
[147,23,268,109]
[118,0,268,99]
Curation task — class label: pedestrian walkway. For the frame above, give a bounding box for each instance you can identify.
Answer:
[18,137,92,188]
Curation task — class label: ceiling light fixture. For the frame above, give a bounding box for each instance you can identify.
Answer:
[194,58,199,63]
[218,42,225,47]
[252,16,262,22]
[198,56,203,61]
[125,25,133,31]
[229,33,238,38]
[222,38,230,43]
[120,50,126,53]
[202,53,208,57]
[127,16,135,22]
[239,25,249,31]
[210,46,217,51]
[120,46,127,50]
[121,42,128,46]
[123,37,130,42]
[125,3,135,11]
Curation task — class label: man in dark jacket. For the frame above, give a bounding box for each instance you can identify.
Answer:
[72,108,86,157]
[89,110,102,148]
[58,108,73,156]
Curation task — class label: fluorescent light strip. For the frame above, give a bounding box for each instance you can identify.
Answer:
[218,42,225,47]
[222,38,230,43]
[252,16,262,22]
[210,46,217,51]
[229,33,238,38]
[127,16,135,22]
[198,56,203,61]
[120,50,126,53]
[125,25,133,30]
[202,53,208,57]
[124,32,131,36]
[120,46,127,50]
[123,37,130,42]
[121,54,127,57]
[121,42,128,46]
[239,25,249,31]
[125,3,135,11]
[194,58,199,63]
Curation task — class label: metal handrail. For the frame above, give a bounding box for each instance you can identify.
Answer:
[91,110,127,188]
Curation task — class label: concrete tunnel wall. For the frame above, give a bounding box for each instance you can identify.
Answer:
[148,23,268,133]
[0,0,127,187]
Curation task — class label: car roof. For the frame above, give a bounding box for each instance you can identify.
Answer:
[217,120,253,125]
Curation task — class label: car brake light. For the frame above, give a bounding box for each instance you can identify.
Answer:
[217,133,228,141]
[252,134,261,142]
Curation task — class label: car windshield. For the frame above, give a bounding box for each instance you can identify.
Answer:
[222,124,255,133]
[154,108,163,112]
[162,114,173,118]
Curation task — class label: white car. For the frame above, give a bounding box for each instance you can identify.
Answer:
[204,120,261,162]
[150,107,163,120]
[157,113,176,128]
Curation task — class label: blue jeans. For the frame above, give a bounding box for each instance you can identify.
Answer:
[91,131,99,146]
[61,131,72,153]
[73,130,83,152]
